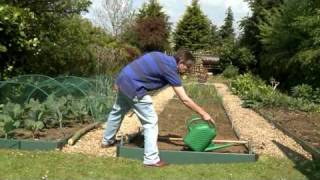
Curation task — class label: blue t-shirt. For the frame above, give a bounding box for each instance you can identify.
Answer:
[115,52,182,99]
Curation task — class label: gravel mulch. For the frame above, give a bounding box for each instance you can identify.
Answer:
[214,83,312,159]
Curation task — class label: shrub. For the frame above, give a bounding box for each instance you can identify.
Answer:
[231,73,320,112]
[291,84,320,104]
[222,65,239,78]
[217,39,256,73]
[291,84,313,99]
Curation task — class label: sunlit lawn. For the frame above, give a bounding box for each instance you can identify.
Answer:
[0,149,319,180]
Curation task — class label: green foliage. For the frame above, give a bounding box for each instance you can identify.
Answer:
[0,4,39,78]
[241,0,320,89]
[0,75,116,139]
[2,102,24,120]
[0,102,23,138]
[237,47,256,71]
[2,0,91,18]
[291,84,313,100]
[239,0,283,61]
[67,98,89,123]
[173,0,211,51]
[137,0,166,20]
[0,114,19,139]
[24,120,44,138]
[0,0,128,78]
[257,0,307,85]
[219,7,235,40]
[291,84,320,104]
[86,96,113,121]
[24,16,109,76]
[24,99,45,137]
[95,41,141,75]
[185,84,221,104]
[208,24,221,47]
[217,39,256,72]
[43,95,67,128]
[231,74,320,112]
[0,5,38,52]
[1,0,138,78]
[222,65,239,79]
[290,7,320,87]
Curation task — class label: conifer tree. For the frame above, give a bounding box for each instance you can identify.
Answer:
[219,7,235,40]
[174,0,211,51]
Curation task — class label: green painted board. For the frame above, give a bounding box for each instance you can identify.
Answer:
[117,146,257,164]
[0,136,71,151]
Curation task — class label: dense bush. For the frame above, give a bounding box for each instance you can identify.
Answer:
[291,84,320,104]
[222,65,239,78]
[0,1,140,79]
[0,4,39,79]
[95,41,141,75]
[231,74,320,112]
[240,0,320,89]
[217,39,256,72]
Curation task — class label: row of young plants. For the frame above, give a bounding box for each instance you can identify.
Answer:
[0,94,113,139]
[230,74,320,112]
[185,83,222,105]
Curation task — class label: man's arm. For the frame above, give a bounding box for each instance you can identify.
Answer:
[172,86,215,124]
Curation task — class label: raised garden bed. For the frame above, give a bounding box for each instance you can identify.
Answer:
[117,84,256,164]
[0,121,94,150]
[255,107,320,160]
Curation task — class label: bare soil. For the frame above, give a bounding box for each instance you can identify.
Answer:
[128,98,248,153]
[5,121,91,141]
[257,108,320,149]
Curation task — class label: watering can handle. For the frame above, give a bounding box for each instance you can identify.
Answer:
[187,117,215,129]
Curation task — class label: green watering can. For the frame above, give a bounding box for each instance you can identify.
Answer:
[183,115,234,152]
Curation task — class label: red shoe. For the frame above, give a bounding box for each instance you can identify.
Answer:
[144,160,167,167]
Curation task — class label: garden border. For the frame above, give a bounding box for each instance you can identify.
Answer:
[185,82,253,153]
[0,134,72,150]
[0,122,99,151]
[117,82,257,164]
[254,108,320,160]
[116,138,257,164]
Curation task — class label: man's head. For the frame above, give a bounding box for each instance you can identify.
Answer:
[174,48,195,74]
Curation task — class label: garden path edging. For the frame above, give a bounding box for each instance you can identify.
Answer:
[213,83,312,160]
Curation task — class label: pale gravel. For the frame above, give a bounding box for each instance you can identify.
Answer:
[214,83,312,159]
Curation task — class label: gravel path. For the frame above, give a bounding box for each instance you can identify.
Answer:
[214,83,312,159]
[62,87,175,157]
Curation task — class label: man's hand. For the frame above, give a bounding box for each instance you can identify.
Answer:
[113,84,119,92]
[201,112,216,126]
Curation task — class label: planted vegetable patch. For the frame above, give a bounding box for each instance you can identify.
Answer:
[0,75,115,150]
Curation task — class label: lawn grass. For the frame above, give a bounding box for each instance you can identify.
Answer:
[0,149,319,180]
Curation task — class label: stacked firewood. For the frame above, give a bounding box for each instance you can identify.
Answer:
[189,64,208,83]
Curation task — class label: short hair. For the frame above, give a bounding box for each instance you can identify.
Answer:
[174,48,195,65]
